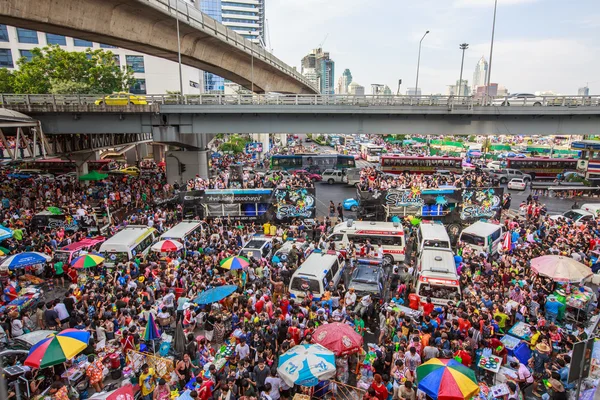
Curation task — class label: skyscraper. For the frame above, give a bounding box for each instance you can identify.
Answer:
[197,0,266,93]
[301,48,335,95]
[578,86,590,96]
[336,69,352,94]
[472,56,488,93]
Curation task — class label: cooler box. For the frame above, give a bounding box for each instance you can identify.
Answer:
[509,342,531,365]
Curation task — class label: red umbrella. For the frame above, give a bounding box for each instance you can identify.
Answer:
[311,322,363,356]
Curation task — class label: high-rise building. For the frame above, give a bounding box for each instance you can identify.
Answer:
[303,68,319,88]
[336,69,352,94]
[447,80,470,96]
[578,86,590,96]
[472,56,488,94]
[371,84,392,96]
[301,48,335,94]
[348,81,365,96]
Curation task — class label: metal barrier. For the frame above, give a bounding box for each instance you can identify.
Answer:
[311,380,366,400]
[2,93,599,108]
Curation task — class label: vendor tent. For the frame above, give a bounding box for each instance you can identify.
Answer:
[79,170,108,181]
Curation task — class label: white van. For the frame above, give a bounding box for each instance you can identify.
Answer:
[160,220,204,242]
[289,251,346,301]
[99,225,156,267]
[416,249,461,306]
[458,221,504,255]
[328,221,406,264]
[580,203,600,218]
[416,221,452,255]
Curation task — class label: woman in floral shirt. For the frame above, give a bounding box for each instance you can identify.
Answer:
[86,354,105,393]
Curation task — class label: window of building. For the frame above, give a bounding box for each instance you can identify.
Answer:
[73,38,93,47]
[19,50,33,63]
[222,9,256,16]
[130,79,146,94]
[222,18,257,24]
[16,28,38,44]
[113,55,120,67]
[126,55,145,73]
[0,49,14,68]
[46,33,66,46]
[100,43,117,49]
[0,25,8,42]
[221,2,256,8]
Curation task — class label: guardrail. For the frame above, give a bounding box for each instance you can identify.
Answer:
[1,94,599,108]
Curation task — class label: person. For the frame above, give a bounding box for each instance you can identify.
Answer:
[85,355,105,393]
[404,347,421,374]
[43,302,60,330]
[154,379,171,400]
[506,381,519,400]
[329,201,335,217]
[398,381,416,400]
[139,363,157,400]
[506,360,533,391]
[370,374,389,400]
[253,358,270,391]
[337,203,344,222]
[48,381,70,400]
[176,353,193,389]
[264,369,282,400]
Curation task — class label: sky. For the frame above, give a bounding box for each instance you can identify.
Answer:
[265,0,599,95]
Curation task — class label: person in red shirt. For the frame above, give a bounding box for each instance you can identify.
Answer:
[288,321,301,345]
[454,343,472,367]
[279,296,290,316]
[254,295,265,314]
[458,313,472,334]
[370,374,389,400]
[422,298,434,316]
[408,290,420,311]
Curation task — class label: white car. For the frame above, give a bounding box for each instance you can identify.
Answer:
[549,209,595,225]
[492,93,544,106]
[56,172,78,184]
[507,178,527,191]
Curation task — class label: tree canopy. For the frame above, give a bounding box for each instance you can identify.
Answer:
[0,45,135,94]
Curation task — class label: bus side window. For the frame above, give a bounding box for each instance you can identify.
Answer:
[330,260,339,278]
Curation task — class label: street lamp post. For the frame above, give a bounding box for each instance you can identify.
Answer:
[485,0,498,104]
[414,30,429,96]
[458,43,469,97]
[175,0,184,99]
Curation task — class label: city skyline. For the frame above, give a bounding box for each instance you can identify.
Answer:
[266,0,598,95]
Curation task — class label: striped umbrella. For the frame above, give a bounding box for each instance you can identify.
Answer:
[151,239,184,253]
[0,246,9,257]
[24,329,90,369]
[71,253,105,269]
[220,256,249,270]
[416,358,479,400]
[143,313,161,354]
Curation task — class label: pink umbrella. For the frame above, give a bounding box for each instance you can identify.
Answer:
[530,255,592,283]
[151,239,183,253]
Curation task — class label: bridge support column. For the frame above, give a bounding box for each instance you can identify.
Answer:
[165,150,209,185]
[69,151,101,176]
[152,144,166,162]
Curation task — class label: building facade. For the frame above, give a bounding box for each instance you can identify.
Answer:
[336,69,352,94]
[578,86,590,96]
[348,81,365,96]
[446,79,470,96]
[472,56,488,94]
[301,48,335,95]
[0,24,205,94]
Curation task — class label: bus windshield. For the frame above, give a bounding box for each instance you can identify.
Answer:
[368,148,382,156]
[460,233,485,246]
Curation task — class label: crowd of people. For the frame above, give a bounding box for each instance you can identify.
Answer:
[0,155,598,400]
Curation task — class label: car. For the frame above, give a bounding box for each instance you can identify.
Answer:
[305,136,312,142]
[33,173,55,182]
[488,168,532,184]
[56,172,78,184]
[291,169,322,182]
[95,92,148,106]
[119,166,141,176]
[272,239,310,263]
[349,152,361,160]
[347,260,387,301]
[343,197,359,212]
[12,330,57,351]
[292,134,299,139]
[239,237,273,260]
[321,169,346,184]
[507,178,527,191]
[549,209,594,225]
[492,93,544,106]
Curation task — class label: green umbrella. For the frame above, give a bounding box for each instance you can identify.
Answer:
[46,207,62,215]
[78,170,108,181]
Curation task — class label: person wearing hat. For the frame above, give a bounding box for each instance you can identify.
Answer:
[531,342,552,397]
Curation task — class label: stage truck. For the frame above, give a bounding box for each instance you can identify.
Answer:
[346,186,503,243]
[181,188,317,222]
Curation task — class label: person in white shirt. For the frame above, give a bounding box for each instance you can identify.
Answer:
[345,288,357,308]
[54,302,69,326]
[235,339,250,361]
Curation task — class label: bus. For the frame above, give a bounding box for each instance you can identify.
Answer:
[270,154,356,172]
[98,226,156,267]
[571,140,600,179]
[360,143,384,162]
[89,159,118,171]
[503,157,577,179]
[380,155,463,175]
[19,159,76,174]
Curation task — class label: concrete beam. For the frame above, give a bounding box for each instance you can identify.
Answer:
[0,0,317,94]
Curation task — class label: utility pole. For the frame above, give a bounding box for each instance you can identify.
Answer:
[485,0,498,104]
[414,30,429,96]
[458,43,469,97]
[175,0,184,98]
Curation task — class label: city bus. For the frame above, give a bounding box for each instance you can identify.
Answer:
[571,140,600,179]
[360,143,384,162]
[270,154,356,172]
[380,155,463,175]
[503,157,577,179]
[19,159,76,174]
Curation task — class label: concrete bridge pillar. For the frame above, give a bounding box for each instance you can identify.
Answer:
[70,151,101,176]
[165,150,210,185]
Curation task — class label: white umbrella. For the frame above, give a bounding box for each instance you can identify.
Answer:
[530,255,593,283]
[277,344,336,387]
[151,239,184,253]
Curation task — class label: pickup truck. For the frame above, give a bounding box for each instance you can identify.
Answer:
[484,168,532,184]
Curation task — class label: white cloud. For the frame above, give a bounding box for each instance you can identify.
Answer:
[453,0,540,7]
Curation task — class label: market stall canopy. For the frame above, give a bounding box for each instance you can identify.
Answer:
[193,285,238,305]
[530,255,593,283]
[0,252,51,271]
[24,329,90,369]
[277,344,336,387]
[79,170,108,181]
[311,322,363,356]
[416,358,479,400]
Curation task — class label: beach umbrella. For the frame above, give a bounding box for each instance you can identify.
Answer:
[151,239,184,253]
[0,225,13,241]
[311,322,363,356]
[0,252,51,271]
[79,170,108,181]
[24,329,90,369]
[143,313,161,354]
[277,344,336,387]
[193,285,238,305]
[0,246,9,256]
[530,255,593,283]
[46,206,62,215]
[416,358,479,400]
[220,255,249,270]
[71,253,105,269]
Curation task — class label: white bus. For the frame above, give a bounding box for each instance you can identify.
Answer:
[99,226,157,267]
[360,143,384,163]
[416,248,461,306]
[328,221,406,264]
[160,220,204,242]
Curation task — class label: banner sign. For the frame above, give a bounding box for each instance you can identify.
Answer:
[274,188,316,219]
[460,187,503,220]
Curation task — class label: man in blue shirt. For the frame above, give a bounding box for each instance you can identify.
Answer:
[545,295,561,324]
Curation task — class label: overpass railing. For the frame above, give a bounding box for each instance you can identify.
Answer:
[1,94,599,108]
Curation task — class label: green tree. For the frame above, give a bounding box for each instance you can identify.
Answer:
[0,69,14,93]
[11,45,135,94]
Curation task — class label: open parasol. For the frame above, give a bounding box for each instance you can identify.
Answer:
[530,255,592,283]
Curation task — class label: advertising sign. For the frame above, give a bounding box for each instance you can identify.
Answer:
[460,188,503,220]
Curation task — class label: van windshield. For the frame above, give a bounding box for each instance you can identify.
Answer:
[460,233,485,246]
[101,251,129,264]
[422,239,450,249]
[418,283,460,301]
[290,277,321,293]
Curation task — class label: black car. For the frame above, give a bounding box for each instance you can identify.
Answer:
[347,260,388,301]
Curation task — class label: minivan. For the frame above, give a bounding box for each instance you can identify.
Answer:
[458,221,504,255]
[580,203,600,218]
[416,221,452,255]
[416,249,461,306]
[289,251,346,300]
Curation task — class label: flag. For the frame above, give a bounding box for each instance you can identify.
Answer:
[502,231,511,252]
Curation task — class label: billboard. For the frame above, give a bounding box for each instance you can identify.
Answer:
[460,187,503,220]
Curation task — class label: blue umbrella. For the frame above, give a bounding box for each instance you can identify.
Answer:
[277,344,336,387]
[0,225,13,241]
[193,285,238,305]
[0,252,52,270]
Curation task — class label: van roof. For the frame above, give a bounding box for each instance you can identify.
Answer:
[100,225,155,249]
[58,236,105,252]
[460,221,502,237]
[581,203,600,211]
[333,221,404,235]
[293,252,339,279]
[420,249,457,276]
[160,221,203,240]
[419,222,451,242]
